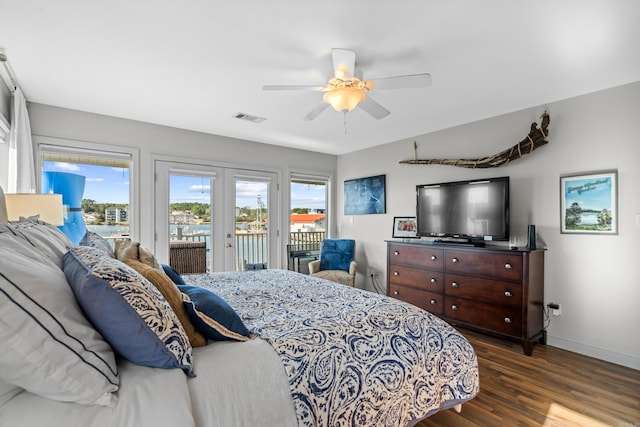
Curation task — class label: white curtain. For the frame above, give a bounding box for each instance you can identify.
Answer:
[8,87,36,193]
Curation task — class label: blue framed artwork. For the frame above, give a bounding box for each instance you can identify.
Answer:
[560,170,617,234]
[344,174,386,215]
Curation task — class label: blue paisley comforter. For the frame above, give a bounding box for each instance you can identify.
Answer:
[187,269,479,427]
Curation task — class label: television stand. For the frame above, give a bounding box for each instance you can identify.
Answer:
[432,239,485,247]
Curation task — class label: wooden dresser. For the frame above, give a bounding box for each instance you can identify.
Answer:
[387,241,545,355]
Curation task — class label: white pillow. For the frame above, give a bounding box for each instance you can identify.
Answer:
[0,378,23,406]
[0,234,119,406]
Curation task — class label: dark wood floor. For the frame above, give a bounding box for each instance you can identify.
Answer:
[418,328,640,427]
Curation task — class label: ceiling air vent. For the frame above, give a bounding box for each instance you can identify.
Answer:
[233,112,266,124]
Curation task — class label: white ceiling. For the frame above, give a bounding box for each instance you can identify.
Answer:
[1,0,639,155]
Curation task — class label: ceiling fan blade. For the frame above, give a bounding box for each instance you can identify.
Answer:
[331,48,356,80]
[358,96,390,120]
[366,73,432,90]
[263,85,325,91]
[303,102,329,121]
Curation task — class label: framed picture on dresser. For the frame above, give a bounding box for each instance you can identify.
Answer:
[560,169,618,235]
[392,216,418,238]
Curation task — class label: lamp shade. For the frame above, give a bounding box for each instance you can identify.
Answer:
[323,87,366,112]
[5,194,64,225]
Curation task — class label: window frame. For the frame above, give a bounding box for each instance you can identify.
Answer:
[289,170,332,240]
[34,135,139,240]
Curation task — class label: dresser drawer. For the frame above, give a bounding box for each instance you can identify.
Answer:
[389,284,443,315]
[445,273,522,308]
[445,250,523,282]
[388,265,444,292]
[388,244,443,270]
[444,296,522,337]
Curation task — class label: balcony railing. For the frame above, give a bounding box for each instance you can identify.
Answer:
[100,227,326,272]
[169,230,326,271]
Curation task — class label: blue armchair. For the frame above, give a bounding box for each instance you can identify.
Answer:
[308,239,356,286]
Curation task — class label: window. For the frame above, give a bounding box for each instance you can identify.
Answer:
[36,137,138,244]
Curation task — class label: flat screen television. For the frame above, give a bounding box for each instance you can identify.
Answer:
[416,176,509,245]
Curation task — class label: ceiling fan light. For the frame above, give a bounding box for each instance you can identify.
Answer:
[323,87,366,112]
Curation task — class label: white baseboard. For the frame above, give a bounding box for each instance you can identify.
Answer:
[547,334,640,370]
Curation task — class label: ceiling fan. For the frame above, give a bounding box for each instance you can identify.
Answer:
[263,48,432,121]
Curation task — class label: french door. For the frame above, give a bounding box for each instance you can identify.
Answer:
[153,159,279,272]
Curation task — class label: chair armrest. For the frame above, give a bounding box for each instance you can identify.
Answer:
[348,261,357,275]
[308,260,320,274]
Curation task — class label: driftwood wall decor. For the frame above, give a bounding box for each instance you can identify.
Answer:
[400,112,550,168]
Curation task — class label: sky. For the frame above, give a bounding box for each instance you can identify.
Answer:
[170,175,326,210]
[44,162,130,204]
[43,161,326,210]
[562,174,614,211]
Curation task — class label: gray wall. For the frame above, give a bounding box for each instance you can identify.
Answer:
[337,81,640,369]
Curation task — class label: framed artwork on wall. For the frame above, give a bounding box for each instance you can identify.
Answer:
[344,174,386,215]
[392,217,418,238]
[560,169,618,235]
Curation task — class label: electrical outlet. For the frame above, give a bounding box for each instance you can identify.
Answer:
[547,302,562,316]
[368,269,378,278]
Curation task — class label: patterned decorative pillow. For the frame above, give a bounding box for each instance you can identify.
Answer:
[178,284,251,342]
[63,246,194,376]
[124,259,207,348]
[1,219,73,266]
[79,230,115,258]
[115,239,160,269]
[0,236,119,406]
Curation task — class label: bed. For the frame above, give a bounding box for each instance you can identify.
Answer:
[0,195,478,426]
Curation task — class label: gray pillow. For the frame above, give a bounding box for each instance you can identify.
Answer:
[79,230,116,258]
[2,219,73,266]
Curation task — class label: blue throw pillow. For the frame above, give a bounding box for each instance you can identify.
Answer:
[63,246,194,376]
[162,263,187,286]
[319,239,355,272]
[178,285,250,342]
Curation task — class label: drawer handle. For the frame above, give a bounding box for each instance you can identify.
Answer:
[430,277,437,284]
[504,290,512,297]
[430,299,437,305]
[430,255,437,261]
[451,304,459,311]
[504,263,512,270]
[394,271,399,276]
[393,290,399,296]
[452,257,459,263]
[394,251,400,256]
[504,317,512,324]
[451,282,459,288]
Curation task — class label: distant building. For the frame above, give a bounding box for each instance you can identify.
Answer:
[105,207,128,224]
[170,211,195,224]
[83,213,98,223]
[290,213,326,233]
